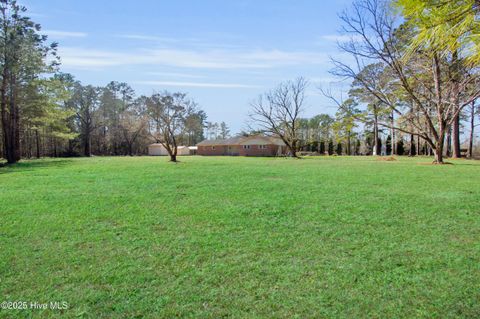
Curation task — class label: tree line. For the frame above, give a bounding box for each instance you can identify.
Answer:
[1,0,479,164]
[0,0,212,164]
[248,77,426,158]
[250,0,480,163]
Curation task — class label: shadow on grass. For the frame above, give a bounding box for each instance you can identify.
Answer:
[0,158,74,174]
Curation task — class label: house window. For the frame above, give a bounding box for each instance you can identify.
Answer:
[259,145,267,149]
[212,146,216,150]
[243,145,250,149]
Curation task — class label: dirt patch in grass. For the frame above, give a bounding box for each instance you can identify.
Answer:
[376,156,397,162]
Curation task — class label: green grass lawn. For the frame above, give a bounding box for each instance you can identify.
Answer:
[0,156,479,318]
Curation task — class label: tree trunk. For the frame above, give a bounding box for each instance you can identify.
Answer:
[409,134,415,156]
[469,101,475,158]
[290,142,299,158]
[53,138,57,157]
[84,131,91,157]
[35,129,40,158]
[433,127,446,164]
[128,143,133,156]
[433,147,444,164]
[391,111,396,155]
[347,132,351,155]
[11,75,20,163]
[1,79,11,163]
[1,72,19,164]
[417,135,421,155]
[166,143,178,162]
[432,54,445,164]
[452,114,461,158]
[451,50,462,159]
[373,107,379,156]
[68,139,74,156]
[446,126,452,157]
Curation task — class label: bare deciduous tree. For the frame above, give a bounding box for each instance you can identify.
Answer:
[146,92,197,162]
[249,77,308,157]
[119,102,147,156]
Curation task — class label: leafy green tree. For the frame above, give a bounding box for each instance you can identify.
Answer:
[397,0,480,65]
[354,139,361,155]
[397,0,480,158]
[0,0,57,163]
[100,82,135,155]
[329,62,393,156]
[184,109,206,145]
[336,143,343,155]
[333,98,359,155]
[319,141,325,154]
[328,139,334,155]
[219,122,230,139]
[68,84,101,157]
[397,139,405,156]
[21,77,75,158]
[386,135,392,156]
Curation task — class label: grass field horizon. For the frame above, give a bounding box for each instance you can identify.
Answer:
[1,156,479,318]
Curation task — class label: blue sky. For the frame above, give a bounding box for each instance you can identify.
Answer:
[23,0,353,133]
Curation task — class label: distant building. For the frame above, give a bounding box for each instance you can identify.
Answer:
[148,144,193,156]
[197,135,287,156]
[188,146,198,155]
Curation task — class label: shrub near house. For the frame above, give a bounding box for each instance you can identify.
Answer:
[197,135,286,156]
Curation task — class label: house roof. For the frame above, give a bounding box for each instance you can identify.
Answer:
[197,135,286,146]
[196,136,244,146]
[196,139,224,146]
[241,135,285,146]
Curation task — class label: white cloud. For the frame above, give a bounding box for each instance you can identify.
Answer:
[57,47,329,70]
[42,30,88,38]
[242,49,328,65]
[58,48,123,68]
[117,34,244,50]
[135,80,260,89]
[141,49,268,69]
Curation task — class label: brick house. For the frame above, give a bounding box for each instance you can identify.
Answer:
[197,135,287,156]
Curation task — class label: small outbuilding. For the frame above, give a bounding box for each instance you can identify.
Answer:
[148,143,169,156]
[188,146,198,155]
[148,144,194,156]
[176,146,192,156]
